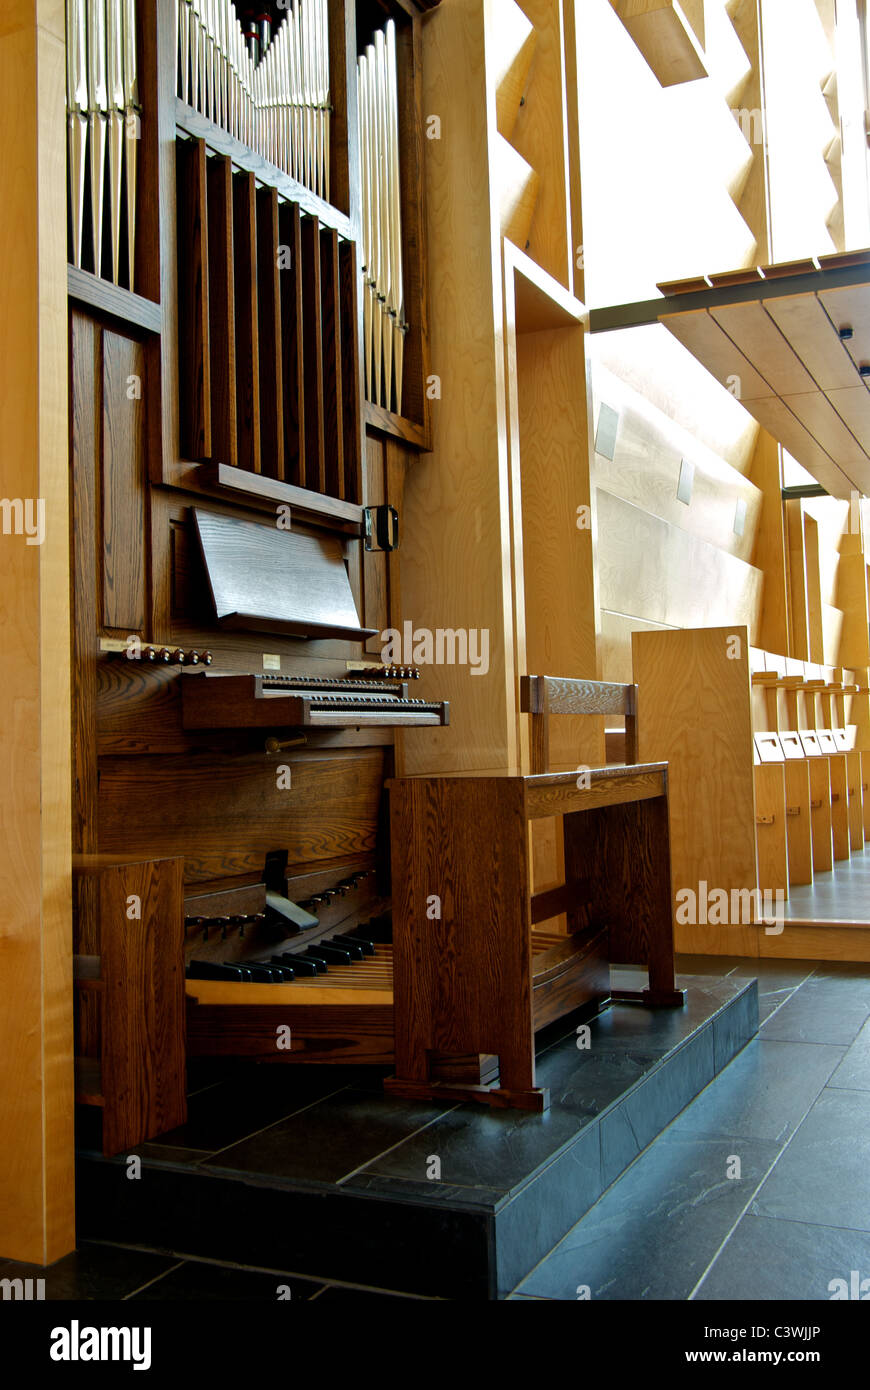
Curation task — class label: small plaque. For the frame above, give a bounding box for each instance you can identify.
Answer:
[676,458,695,506]
[263,654,282,671]
[595,403,620,461]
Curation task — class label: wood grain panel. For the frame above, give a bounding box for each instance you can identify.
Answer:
[232,170,261,474]
[175,137,211,460]
[97,749,387,882]
[0,0,75,1262]
[300,215,325,492]
[754,763,788,896]
[101,331,145,632]
[517,324,601,772]
[206,154,237,468]
[763,293,857,390]
[277,200,305,486]
[660,309,775,401]
[597,489,763,637]
[711,301,817,396]
[632,627,759,955]
[509,0,571,287]
[784,759,813,886]
[340,238,363,502]
[320,227,344,498]
[255,186,284,480]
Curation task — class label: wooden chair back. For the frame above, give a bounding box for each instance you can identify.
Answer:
[520,675,639,775]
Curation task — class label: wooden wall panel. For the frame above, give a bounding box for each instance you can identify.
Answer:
[97,750,386,884]
[0,0,74,1263]
[597,489,764,636]
[400,0,517,776]
[101,331,146,633]
[632,627,759,955]
[590,366,763,564]
[516,323,601,771]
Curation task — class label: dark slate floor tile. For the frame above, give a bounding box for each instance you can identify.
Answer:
[584,986,740,1055]
[696,1213,870,1301]
[129,1259,323,1301]
[148,1064,356,1157]
[598,1027,716,1188]
[345,1171,505,1209]
[620,1027,716,1154]
[671,1039,844,1145]
[712,980,758,1072]
[495,1124,602,1294]
[77,1158,493,1299]
[752,1086,870,1230]
[808,962,870,988]
[725,959,818,991]
[0,1242,178,1300]
[516,1133,780,1301]
[359,1101,583,1196]
[759,978,870,1045]
[137,1143,212,1166]
[535,1044,664,1122]
[204,1088,451,1185]
[828,1018,870,1090]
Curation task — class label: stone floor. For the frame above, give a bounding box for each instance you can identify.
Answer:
[510,956,870,1300]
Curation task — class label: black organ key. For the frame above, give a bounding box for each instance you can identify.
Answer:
[341,932,376,956]
[303,943,352,965]
[272,954,317,977]
[263,960,296,981]
[299,950,329,973]
[187,960,254,982]
[326,936,364,960]
[244,964,287,983]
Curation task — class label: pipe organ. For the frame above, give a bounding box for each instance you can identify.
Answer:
[66,0,681,1157]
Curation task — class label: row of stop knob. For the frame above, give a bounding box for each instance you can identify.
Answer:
[140,647,214,665]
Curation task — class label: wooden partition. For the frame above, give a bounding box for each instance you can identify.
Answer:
[0,0,75,1263]
[632,626,759,955]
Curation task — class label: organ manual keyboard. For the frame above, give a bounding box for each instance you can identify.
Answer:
[181,669,449,729]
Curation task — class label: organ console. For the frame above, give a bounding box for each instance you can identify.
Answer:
[67,0,680,1158]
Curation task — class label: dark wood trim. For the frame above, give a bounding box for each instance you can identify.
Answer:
[175,101,354,238]
[67,267,162,335]
[364,400,430,451]
[202,461,365,529]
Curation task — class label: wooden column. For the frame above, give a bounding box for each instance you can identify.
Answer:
[0,0,75,1262]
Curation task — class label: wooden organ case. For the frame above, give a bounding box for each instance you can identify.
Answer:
[68,0,440,1154]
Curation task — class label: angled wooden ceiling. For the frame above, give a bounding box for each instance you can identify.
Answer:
[656,252,870,499]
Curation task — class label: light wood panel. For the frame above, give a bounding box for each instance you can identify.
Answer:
[597,489,763,637]
[763,292,857,389]
[660,308,776,401]
[0,0,75,1263]
[591,365,763,564]
[784,759,813,885]
[610,0,707,86]
[400,0,517,775]
[510,0,573,287]
[632,627,759,955]
[710,301,817,396]
[755,763,789,896]
[516,323,601,771]
[749,429,790,654]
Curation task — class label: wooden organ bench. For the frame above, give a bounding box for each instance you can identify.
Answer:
[385,676,686,1113]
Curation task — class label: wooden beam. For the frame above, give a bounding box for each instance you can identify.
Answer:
[0,0,75,1263]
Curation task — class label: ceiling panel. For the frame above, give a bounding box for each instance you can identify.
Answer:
[710,301,817,396]
[660,308,776,402]
[762,293,858,391]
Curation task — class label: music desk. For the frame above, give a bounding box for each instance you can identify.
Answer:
[386,763,686,1113]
